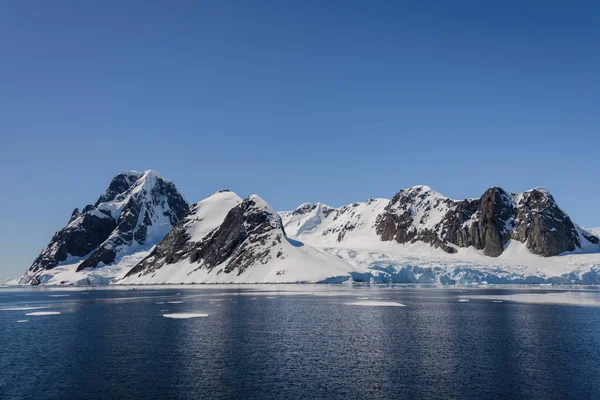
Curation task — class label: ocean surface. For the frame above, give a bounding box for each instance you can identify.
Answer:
[1,285,600,400]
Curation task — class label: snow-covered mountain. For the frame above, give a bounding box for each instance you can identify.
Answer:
[279,198,389,248]
[15,172,600,286]
[281,186,599,257]
[121,192,354,284]
[279,186,600,284]
[19,170,188,285]
[376,186,598,257]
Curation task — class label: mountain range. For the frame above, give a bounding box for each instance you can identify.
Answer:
[16,170,600,285]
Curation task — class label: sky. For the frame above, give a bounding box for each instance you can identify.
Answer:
[0,0,599,277]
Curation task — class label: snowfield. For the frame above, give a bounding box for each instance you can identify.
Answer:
[25,248,154,286]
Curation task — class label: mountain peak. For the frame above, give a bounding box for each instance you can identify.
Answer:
[20,170,188,284]
[406,185,433,192]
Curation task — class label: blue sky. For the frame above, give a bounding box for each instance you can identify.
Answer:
[1,1,599,277]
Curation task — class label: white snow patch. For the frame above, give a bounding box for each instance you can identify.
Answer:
[187,191,242,242]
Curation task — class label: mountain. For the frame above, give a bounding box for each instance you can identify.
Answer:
[122,193,354,284]
[279,186,600,285]
[16,173,600,286]
[19,170,188,285]
[279,198,389,248]
[375,186,598,257]
[282,186,599,258]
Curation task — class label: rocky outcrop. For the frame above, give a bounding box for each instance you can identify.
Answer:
[20,170,188,285]
[375,186,593,257]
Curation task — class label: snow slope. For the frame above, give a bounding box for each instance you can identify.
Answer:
[23,249,153,286]
[280,198,389,248]
[186,191,243,242]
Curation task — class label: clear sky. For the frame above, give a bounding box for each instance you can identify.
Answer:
[1,1,599,277]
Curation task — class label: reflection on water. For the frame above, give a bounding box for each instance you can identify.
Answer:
[1,286,600,400]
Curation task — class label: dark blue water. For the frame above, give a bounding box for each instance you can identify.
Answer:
[1,286,600,400]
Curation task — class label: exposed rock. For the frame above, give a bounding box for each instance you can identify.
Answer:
[127,194,280,278]
[375,185,592,257]
[510,189,580,256]
[126,190,242,277]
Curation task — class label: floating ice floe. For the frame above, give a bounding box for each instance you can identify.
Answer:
[1,306,49,311]
[48,295,70,297]
[162,313,208,319]
[17,320,28,323]
[156,302,165,304]
[346,301,406,307]
[167,301,183,304]
[493,300,504,303]
[458,299,470,303]
[25,311,61,316]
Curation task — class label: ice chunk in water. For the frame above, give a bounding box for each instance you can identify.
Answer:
[162,313,208,319]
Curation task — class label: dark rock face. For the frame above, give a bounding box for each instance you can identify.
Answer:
[376,186,592,257]
[94,172,142,206]
[126,195,283,279]
[510,189,581,256]
[22,170,188,284]
[375,186,465,254]
[28,212,117,274]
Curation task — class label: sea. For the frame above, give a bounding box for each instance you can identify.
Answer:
[1,285,600,399]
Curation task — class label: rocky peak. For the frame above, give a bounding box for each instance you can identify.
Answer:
[126,194,286,280]
[20,170,188,284]
[68,208,80,223]
[376,185,594,257]
[94,170,143,206]
[510,188,581,256]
